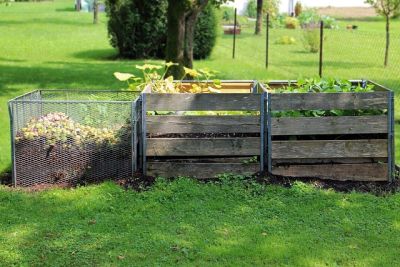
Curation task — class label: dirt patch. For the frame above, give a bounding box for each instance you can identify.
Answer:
[317,7,376,19]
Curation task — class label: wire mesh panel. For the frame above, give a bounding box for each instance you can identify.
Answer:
[9,90,139,187]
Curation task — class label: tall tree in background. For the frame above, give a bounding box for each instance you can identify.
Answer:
[366,0,400,67]
[255,0,263,34]
[166,0,229,78]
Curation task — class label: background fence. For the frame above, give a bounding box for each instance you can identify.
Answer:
[223,16,400,93]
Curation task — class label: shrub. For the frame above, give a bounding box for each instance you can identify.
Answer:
[275,35,296,45]
[105,0,167,58]
[105,0,217,59]
[220,6,235,23]
[194,4,217,59]
[321,15,338,29]
[246,0,257,18]
[285,16,299,29]
[298,9,338,29]
[295,1,302,17]
[302,28,320,53]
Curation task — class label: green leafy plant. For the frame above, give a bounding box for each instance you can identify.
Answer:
[302,28,320,53]
[267,78,385,117]
[16,113,119,148]
[285,16,299,29]
[275,35,296,45]
[114,63,222,93]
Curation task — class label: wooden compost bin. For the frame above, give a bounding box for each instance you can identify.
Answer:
[261,80,394,181]
[142,80,262,178]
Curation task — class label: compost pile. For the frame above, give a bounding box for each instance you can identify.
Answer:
[15,112,132,186]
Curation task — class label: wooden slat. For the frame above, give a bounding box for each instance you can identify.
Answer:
[180,82,252,91]
[272,116,387,135]
[146,138,260,156]
[273,157,387,165]
[147,115,260,134]
[272,139,387,159]
[270,92,388,111]
[147,162,259,178]
[272,163,388,181]
[146,94,261,111]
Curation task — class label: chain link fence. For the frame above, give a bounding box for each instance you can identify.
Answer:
[9,90,140,187]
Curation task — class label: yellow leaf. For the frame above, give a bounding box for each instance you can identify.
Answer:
[113,72,135,81]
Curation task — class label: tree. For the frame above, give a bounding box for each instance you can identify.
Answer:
[366,0,400,67]
[93,0,99,24]
[255,0,263,34]
[166,0,230,78]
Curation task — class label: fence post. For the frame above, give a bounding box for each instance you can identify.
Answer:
[388,90,395,181]
[232,8,237,59]
[141,93,147,175]
[8,101,16,186]
[266,92,272,173]
[266,13,270,69]
[319,20,324,77]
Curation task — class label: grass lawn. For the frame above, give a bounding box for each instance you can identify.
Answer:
[1,2,400,266]
[1,178,400,266]
[1,0,400,172]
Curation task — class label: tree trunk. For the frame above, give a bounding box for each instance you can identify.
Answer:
[76,0,81,11]
[255,0,263,35]
[384,15,390,67]
[93,0,98,24]
[183,10,201,70]
[166,0,186,79]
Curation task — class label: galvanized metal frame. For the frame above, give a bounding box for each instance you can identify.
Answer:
[388,90,395,181]
[141,93,147,175]
[266,92,272,173]
[8,101,17,186]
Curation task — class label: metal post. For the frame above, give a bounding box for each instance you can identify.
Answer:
[8,102,16,186]
[260,93,265,172]
[266,13,270,69]
[141,93,147,175]
[131,100,137,173]
[319,20,324,77]
[388,90,395,181]
[266,93,272,173]
[232,8,237,59]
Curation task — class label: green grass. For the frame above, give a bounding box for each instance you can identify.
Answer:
[1,178,400,266]
[1,1,400,171]
[1,3,400,265]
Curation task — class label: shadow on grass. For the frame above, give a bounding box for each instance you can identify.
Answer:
[72,49,119,61]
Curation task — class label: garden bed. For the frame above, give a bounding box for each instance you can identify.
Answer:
[261,80,394,181]
[143,80,261,178]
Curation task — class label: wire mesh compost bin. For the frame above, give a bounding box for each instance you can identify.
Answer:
[8,90,140,187]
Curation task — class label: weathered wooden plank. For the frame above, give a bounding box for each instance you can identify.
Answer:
[272,116,387,135]
[147,138,260,156]
[147,162,259,178]
[272,163,388,181]
[180,82,253,92]
[147,115,260,134]
[273,157,387,165]
[155,157,258,163]
[270,92,388,111]
[272,139,387,159]
[145,94,261,111]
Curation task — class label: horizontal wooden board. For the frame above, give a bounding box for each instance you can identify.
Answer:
[271,116,387,135]
[180,82,253,92]
[147,138,260,156]
[271,139,387,159]
[147,115,260,134]
[272,163,388,181]
[273,157,387,165]
[270,92,388,111]
[145,94,261,111]
[147,162,259,178]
